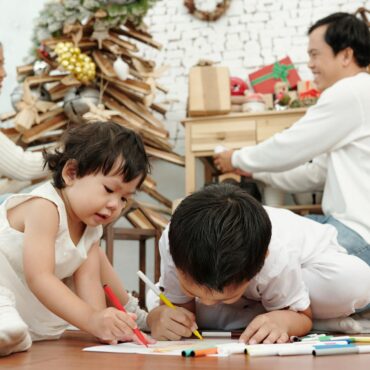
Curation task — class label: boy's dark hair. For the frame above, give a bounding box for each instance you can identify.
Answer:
[308,12,370,67]
[44,121,150,189]
[169,183,272,292]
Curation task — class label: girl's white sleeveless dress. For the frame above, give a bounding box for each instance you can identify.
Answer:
[0,182,102,341]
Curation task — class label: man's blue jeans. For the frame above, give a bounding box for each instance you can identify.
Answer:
[305,214,370,266]
[306,214,370,313]
[0,193,12,204]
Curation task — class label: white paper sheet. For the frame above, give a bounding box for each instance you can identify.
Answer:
[83,338,240,356]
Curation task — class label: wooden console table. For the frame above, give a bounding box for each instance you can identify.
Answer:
[182,108,306,194]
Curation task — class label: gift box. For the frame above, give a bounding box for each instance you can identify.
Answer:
[297,80,320,99]
[188,66,231,117]
[248,57,301,94]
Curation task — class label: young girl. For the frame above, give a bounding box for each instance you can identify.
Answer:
[0,121,153,356]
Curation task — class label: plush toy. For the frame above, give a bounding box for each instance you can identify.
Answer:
[230,77,248,96]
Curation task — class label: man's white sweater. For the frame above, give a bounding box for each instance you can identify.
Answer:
[232,73,370,243]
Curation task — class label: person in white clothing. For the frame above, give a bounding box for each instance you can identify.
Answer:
[0,42,47,203]
[147,184,370,343]
[0,42,46,181]
[213,13,370,265]
[0,121,155,356]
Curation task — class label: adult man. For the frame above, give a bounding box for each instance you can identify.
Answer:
[214,13,370,265]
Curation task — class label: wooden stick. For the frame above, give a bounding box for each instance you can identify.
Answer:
[142,175,157,189]
[46,83,76,101]
[25,75,65,88]
[21,113,68,144]
[151,103,167,115]
[141,184,172,208]
[109,32,138,52]
[0,111,17,121]
[144,146,185,166]
[141,207,169,229]
[16,64,34,76]
[103,95,168,140]
[93,51,116,77]
[102,39,125,56]
[99,73,152,95]
[38,107,64,122]
[104,85,167,133]
[126,208,156,230]
[141,132,173,152]
[112,27,162,50]
[120,49,156,70]
[155,83,169,94]
[42,37,97,51]
[137,200,172,216]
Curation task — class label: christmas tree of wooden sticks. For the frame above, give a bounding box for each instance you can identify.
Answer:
[3,0,179,230]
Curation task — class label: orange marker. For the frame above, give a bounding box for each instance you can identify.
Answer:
[103,284,149,347]
[191,347,218,357]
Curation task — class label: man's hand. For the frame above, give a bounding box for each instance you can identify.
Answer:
[213,150,235,173]
[213,150,253,177]
[147,305,197,341]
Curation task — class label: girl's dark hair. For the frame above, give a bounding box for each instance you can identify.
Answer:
[169,183,272,292]
[308,12,370,67]
[43,121,150,188]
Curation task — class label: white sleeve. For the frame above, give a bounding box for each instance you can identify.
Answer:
[260,263,310,312]
[257,238,310,312]
[0,132,47,180]
[158,226,192,304]
[253,154,327,193]
[232,83,361,173]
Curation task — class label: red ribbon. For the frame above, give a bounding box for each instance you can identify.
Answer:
[299,89,320,99]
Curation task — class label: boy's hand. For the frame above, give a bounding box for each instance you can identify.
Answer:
[147,305,197,340]
[89,308,139,342]
[240,312,290,344]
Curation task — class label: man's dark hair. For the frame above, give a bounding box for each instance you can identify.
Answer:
[44,121,150,189]
[169,183,272,292]
[308,12,370,67]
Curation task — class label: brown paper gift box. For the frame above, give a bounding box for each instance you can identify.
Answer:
[188,66,231,116]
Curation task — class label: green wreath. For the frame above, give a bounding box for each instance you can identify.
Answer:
[33,0,158,45]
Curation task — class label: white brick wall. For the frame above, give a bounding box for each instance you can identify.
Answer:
[141,0,370,154]
[0,1,370,290]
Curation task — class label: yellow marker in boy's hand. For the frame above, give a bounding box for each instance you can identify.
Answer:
[137,270,203,340]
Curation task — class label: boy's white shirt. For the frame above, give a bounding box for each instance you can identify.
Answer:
[159,206,347,312]
[232,73,370,243]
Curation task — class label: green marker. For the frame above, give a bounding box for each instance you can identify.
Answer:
[182,349,193,357]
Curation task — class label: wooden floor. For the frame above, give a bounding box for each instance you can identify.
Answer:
[2,331,370,370]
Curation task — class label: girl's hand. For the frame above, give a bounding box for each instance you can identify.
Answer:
[89,308,138,342]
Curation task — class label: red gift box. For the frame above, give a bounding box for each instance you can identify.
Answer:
[249,56,301,94]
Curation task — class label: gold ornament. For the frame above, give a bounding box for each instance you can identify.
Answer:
[55,42,96,83]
